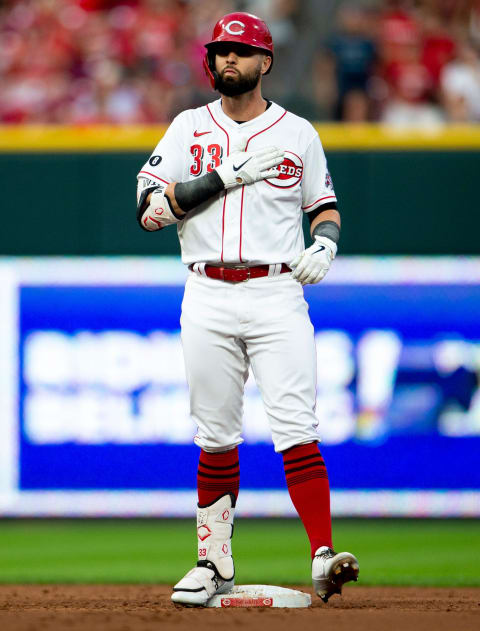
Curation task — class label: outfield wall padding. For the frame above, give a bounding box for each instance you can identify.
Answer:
[1,143,478,256]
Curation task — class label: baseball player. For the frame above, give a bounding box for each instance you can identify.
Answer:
[136,12,359,606]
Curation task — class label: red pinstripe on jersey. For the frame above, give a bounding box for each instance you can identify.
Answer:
[220,194,228,262]
[207,103,231,262]
[245,110,287,150]
[238,185,245,262]
[206,106,290,263]
[238,110,287,261]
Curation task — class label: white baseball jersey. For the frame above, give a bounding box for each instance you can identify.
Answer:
[137,98,336,266]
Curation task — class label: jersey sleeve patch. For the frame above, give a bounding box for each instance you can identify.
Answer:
[148,155,162,167]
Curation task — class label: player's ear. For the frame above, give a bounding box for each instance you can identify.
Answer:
[261,54,272,75]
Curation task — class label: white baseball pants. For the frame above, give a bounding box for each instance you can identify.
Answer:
[180,271,320,453]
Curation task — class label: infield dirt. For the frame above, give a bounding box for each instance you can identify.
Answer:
[0,585,478,631]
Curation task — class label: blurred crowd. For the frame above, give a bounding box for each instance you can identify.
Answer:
[1,0,480,125]
[315,0,480,124]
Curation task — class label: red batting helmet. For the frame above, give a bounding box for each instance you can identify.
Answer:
[203,12,274,89]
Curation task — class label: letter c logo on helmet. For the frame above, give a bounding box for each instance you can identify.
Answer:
[203,12,274,90]
[225,20,245,35]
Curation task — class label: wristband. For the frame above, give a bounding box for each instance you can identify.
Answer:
[312,220,340,245]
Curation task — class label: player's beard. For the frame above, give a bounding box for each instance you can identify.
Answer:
[217,62,263,96]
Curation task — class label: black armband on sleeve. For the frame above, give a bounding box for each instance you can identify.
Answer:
[174,170,224,213]
[312,219,340,244]
[307,201,337,225]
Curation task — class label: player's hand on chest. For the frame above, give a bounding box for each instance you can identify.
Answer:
[187,131,302,193]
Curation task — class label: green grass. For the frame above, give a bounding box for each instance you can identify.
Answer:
[0,519,478,586]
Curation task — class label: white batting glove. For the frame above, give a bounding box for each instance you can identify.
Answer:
[290,236,337,285]
[215,146,284,189]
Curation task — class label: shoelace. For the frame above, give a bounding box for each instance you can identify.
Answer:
[316,547,335,561]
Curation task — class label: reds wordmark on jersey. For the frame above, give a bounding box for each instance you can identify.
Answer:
[137,99,336,266]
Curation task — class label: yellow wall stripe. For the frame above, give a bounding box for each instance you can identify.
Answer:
[1,123,480,151]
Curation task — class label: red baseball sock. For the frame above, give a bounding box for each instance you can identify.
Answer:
[282,442,333,558]
[197,447,240,507]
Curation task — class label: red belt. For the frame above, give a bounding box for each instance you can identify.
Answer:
[189,263,291,283]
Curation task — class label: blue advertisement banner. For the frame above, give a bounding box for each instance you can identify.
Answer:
[1,257,479,516]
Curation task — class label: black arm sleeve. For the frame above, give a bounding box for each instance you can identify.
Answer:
[174,170,224,213]
[312,219,340,244]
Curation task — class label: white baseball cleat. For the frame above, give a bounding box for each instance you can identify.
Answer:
[171,560,234,606]
[171,493,236,607]
[312,546,359,603]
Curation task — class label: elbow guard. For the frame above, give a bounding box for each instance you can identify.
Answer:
[136,179,181,231]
